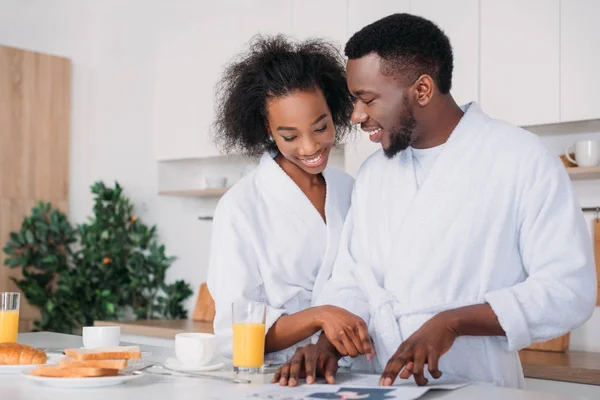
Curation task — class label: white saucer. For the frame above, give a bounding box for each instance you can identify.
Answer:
[163,357,225,372]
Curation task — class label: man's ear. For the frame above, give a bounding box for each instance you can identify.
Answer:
[412,74,434,107]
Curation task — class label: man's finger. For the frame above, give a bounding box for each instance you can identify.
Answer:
[271,368,282,384]
[304,349,318,384]
[427,352,443,379]
[412,350,426,376]
[324,355,338,385]
[288,352,304,387]
[411,351,428,387]
[399,361,414,380]
[278,362,291,386]
[316,351,326,374]
[414,372,429,386]
[380,353,407,386]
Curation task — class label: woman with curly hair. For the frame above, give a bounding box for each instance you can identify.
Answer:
[207,35,375,370]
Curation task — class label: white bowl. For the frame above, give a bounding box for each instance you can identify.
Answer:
[205,177,227,189]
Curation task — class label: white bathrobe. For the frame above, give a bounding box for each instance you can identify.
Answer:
[207,152,354,364]
[317,102,597,388]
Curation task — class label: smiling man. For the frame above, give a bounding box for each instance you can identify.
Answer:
[273,13,597,389]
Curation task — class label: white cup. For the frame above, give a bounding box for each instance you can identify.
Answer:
[175,333,217,367]
[82,326,121,349]
[565,141,600,167]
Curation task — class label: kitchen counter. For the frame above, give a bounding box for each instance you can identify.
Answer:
[1,332,589,400]
[94,319,213,338]
[96,320,600,387]
[519,349,600,386]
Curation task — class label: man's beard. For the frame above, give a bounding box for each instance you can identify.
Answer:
[383,104,416,159]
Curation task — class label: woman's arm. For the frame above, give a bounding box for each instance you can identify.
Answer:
[265,305,374,359]
[265,307,322,353]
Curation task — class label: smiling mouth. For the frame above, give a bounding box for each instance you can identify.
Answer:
[298,151,325,167]
[361,126,384,143]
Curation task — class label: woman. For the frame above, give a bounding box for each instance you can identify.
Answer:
[207,35,374,366]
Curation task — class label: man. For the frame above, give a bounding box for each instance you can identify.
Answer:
[273,13,597,389]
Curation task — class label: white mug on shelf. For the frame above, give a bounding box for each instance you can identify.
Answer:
[565,141,600,168]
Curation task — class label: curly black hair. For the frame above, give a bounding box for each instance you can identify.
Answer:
[345,13,453,94]
[212,34,354,157]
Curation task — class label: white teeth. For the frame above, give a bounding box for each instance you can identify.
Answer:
[366,128,382,136]
[301,153,323,165]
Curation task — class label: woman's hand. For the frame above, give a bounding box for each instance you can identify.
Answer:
[314,305,375,360]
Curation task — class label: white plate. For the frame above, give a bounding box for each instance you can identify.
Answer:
[164,357,225,372]
[0,353,63,374]
[21,370,142,388]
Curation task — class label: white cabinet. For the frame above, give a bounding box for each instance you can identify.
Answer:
[560,0,600,123]
[292,0,347,50]
[153,1,293,161]
[410,0,479,106]
[480,0,560,127]
[347,0,410,37]
[344,0,410,177]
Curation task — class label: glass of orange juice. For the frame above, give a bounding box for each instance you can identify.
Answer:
[232,300,266,374]
[0,292,20,343]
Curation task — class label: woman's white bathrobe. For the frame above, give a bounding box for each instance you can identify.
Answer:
[207,153,354,364]
[317,102,597,388]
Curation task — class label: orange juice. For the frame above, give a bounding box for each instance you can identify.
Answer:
[232,322,265,368]
[0,310,19,342]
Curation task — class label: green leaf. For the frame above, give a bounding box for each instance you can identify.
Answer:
[9,232,21,244]
[25,230,35,244]
[4,257,20,267]
[42,256,57,264]
[106,302,116,314]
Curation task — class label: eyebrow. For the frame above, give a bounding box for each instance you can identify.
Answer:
[352,90,375,97]
[276,114,328,132]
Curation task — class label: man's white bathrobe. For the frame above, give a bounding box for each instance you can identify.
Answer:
[317,102,597,388]
[207,153,354,364]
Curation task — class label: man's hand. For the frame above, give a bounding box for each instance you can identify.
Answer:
[315,305,375,359]
[380,313,457,386]
[271,343,340,387]
[380,303,505,386]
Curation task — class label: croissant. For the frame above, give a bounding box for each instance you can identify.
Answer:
[0,343,47,365]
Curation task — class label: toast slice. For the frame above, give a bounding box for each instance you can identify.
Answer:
[29,365,119,378]
[64,346,141,361]
[59,358,128,370]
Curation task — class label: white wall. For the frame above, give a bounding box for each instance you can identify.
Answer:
[0,0,208,313]
[1,0,599,352]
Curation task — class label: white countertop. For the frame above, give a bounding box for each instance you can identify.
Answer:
[0,332,585,400]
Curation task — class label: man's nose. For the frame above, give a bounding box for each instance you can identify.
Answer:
[351,101,368,125]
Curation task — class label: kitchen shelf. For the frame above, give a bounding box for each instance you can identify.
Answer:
[567,167,600,180]
[158,188,228,197]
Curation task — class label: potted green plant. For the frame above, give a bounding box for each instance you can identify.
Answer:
[3,181,192,334]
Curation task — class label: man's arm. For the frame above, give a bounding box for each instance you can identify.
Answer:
[379,303,505,386]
